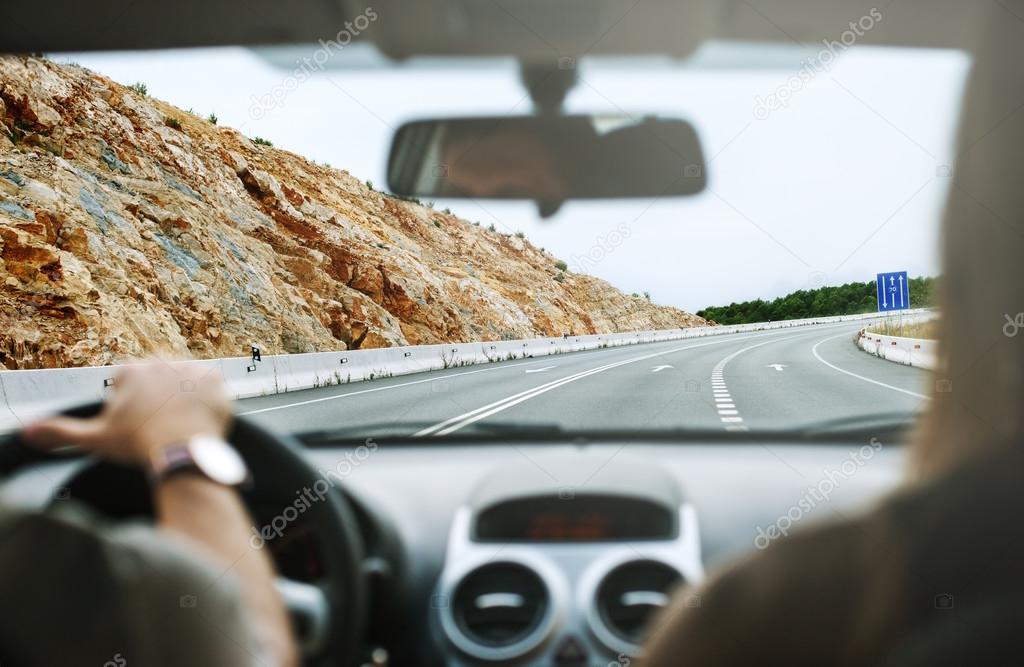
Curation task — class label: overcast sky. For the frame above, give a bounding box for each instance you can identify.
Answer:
[65,43,970,313]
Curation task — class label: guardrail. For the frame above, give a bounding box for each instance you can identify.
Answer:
[0,309,931,431]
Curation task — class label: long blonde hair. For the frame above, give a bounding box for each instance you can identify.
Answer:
[913,10,1024,478]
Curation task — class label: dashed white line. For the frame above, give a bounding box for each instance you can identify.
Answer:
[709,335,801,431]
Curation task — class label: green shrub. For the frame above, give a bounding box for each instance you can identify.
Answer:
[554,260,568,272]
[554,273,565,283]
[433,220,442,228]
[488,223,496,232]
[253,136,273,147]
[207,113,218,125]
[515,231,525,239]
[128,82,148,96]
[164,116,182,130]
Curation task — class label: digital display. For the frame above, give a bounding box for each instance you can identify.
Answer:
[474,495,675,543]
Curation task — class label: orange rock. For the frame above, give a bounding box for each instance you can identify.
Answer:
[0,55,707,369]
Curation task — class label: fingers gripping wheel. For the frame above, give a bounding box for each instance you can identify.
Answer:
[0,402,368,667]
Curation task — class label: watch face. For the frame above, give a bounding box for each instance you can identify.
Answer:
[189,436,248,486]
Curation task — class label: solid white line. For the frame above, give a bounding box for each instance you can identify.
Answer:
[238,357,559,416]
[811,333,930,400]
[414,355,640,436]
[718,409,739,415]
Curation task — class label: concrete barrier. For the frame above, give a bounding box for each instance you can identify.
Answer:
[856,331,937,370]
[855,313,938,370]
[0,309,932,431]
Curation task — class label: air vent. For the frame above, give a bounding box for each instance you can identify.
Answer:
[452,562,549,649]
[595,560,682,646]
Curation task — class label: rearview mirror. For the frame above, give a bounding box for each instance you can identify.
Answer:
[386,115,706,217]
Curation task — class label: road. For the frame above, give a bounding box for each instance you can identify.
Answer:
[238,321,931,437]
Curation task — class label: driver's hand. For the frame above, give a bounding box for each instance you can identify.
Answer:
[23,359,233,465]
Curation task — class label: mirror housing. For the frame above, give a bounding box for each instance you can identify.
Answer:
[387,115,706,217]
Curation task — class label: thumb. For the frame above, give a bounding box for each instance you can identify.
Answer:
[23,416,108,449]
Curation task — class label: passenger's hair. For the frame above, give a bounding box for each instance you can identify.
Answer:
[912,17,1024,479]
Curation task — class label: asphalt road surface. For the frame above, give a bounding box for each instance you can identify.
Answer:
[238,321,931,438]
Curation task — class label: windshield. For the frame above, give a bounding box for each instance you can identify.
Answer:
[0,41,967,438]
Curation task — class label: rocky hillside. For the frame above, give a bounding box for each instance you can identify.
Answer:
[0,57,705,369]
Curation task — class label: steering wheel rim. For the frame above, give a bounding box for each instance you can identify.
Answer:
[0,402,367,667]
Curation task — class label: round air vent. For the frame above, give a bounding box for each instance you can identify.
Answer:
[451,562,549,651]
[594,560,683,647]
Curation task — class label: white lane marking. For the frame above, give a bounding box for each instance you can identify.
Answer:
[240,325,814,417]
[525,366,556,374]
[652,365,674,373]
[726,425,749,432]
[767,364,787,371]
[415,328,818,437]
[716,403,736,409]
[709,334,810,429]
[811,332,930,400]
[239,357,560,416]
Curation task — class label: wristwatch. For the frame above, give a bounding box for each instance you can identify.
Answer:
[148,434,250,487]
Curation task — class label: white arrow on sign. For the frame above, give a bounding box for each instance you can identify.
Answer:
[525,366,556,374]
[767,364,787,371]
[651,365,674,373]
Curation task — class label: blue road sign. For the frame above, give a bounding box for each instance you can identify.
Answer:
[877,271,910,312]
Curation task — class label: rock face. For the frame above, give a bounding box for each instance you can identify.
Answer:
[0,57,706,369]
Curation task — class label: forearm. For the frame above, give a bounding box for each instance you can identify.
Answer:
[155,475,298,667]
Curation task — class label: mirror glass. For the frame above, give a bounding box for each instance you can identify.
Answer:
[387,115,706,214]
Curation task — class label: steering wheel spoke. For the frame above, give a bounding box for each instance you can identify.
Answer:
[276,577,331,656]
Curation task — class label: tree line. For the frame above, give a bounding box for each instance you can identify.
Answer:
[696,276,937,325]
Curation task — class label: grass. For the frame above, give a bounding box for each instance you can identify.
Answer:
[253,136,273,147]
[207,113,218,125]
[867,319,937,339]
[164,116,182,130]
[128,82,148,96]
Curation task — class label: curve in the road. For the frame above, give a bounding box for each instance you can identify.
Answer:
[811,332,931,401]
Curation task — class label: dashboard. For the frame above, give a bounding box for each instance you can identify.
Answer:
[1,438,907,666]
[432,454,704,665]
[306,439,905,666]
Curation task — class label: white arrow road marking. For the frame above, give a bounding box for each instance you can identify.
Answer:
[525,366,556,374]
[651,365,674,373]
[767,364,787,371]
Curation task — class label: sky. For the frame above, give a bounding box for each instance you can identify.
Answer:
[64,43,970,313]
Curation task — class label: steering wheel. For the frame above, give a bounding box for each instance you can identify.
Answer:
[0,403,367,666]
